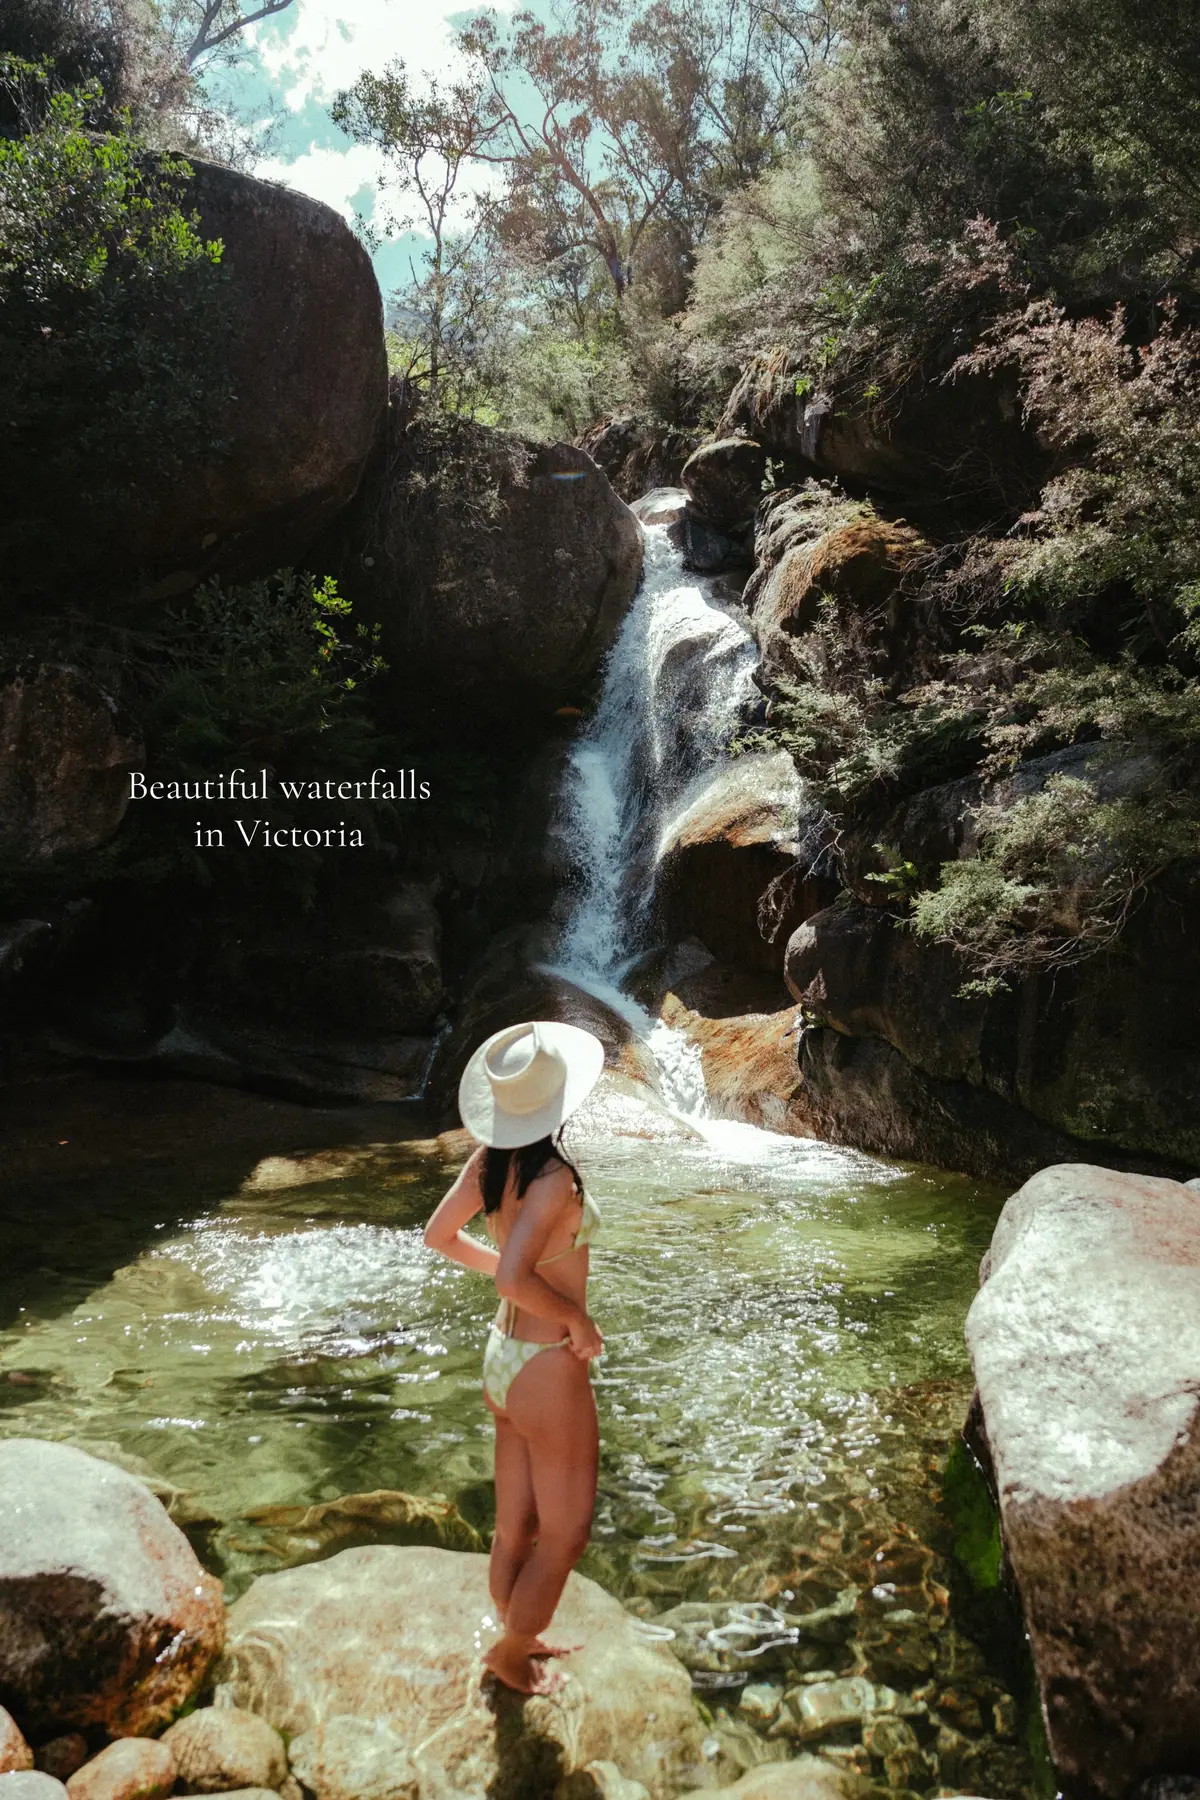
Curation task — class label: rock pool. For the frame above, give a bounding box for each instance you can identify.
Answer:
[1,1118,1042,1796]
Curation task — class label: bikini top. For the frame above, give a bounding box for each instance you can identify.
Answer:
[484,1174,601,1266]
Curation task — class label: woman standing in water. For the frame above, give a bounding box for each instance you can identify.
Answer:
[424,1020,606,1696]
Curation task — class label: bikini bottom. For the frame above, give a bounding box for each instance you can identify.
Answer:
[482,1323,570,1411]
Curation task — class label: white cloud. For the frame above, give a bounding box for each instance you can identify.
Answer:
[255,141,384,225]
[256,0,506,115]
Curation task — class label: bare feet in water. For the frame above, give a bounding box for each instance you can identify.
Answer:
[483,1635,569,1695]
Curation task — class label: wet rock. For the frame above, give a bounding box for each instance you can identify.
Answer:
[555,1763,651,1800]
[668,514,750,575]
[770,1676,912,1743]
[64,1740,175,1800]
[654,750,811,973]
[0,1715,32,1776]
[738,1685,783,1727]
[162,1705,286,1793]
[344,423,642,726]
[862,1714,928,1786]
[630,489,689,527]
[967,1164,1200,1798]
[681,438,767,529]
[214,1545,706,1800]
[31,1743,86,1784]
[704,1757,870,1799]
[0,1778,69,1800]
[0,1439,224,1736]
[0,668,141,861]
[577,418,699,502]
[241,1489,482,1560]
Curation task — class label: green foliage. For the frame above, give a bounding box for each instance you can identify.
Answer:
[0,57,229,606]
[910,772,1200,986]
[1,572,389,914]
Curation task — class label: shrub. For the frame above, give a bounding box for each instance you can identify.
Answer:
[0,57,228,608]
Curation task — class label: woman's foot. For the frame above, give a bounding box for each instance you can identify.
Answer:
[483,1635,568,1695]
[529,1635,582,1658]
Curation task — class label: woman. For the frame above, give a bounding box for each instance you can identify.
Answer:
[423,1020,606,1696]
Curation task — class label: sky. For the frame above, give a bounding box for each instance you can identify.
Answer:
[202,0,517,297]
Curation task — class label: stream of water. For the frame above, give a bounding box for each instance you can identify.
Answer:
[0,521,1041,1795]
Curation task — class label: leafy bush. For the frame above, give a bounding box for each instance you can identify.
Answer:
[0,572,389,913]
[910,772,1200,988]
[0,57,228,607]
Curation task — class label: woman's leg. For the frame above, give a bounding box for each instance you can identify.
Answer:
[487,1408,537,1623]
[482,1348,598,1694]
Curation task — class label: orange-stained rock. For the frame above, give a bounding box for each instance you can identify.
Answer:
[0,1441,224,1737]
[0,1711,33,1775]
[751,518,927,689]
[654,751,828,974]
[161,1705,286,1794]
[64,1739,174,1800]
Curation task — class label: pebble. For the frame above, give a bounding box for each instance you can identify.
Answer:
[161,1707,287,1793]
[0,1778,70,1800]
[65,1740,175,1800]
[0,1714,33,1777]
[771,1675,902,1742]
[737,1684,782,1725]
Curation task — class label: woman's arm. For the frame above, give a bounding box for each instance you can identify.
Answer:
[495,1166,603,1360]
[423,1148,500,1277]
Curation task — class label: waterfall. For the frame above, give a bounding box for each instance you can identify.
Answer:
[547,519,758,1120]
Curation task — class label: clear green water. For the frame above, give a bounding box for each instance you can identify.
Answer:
[1,1122,1038,1796]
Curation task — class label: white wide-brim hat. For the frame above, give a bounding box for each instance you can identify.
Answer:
[458,1020,605,1148]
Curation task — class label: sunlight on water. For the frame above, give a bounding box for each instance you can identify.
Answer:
[2,1132,1035,1796]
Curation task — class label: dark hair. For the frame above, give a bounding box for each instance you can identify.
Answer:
[481,1132,581,1214]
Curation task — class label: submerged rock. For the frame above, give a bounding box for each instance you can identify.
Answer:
[967,1164,1200,1797]
[0,1440,224,1736]
[704,1757,870,1799]
[63,1741,174,1800]
[161,1706,286,1794]
[241,1489,482,1560]
[770,1675,912,1743]
[214,1545,706,1800]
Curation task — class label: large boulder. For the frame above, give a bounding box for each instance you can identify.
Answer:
[213,1545,707,1800]
[680,438,767,530]
[966,1165,1200,1797]
[118,161,386,598]
[0,1440,224,1736]
[653,750,818,972]
[749,516,928,691]
[719,353,1044,515]
[341,420,642,728]
[577,418,700,503]
[0,668,140,861]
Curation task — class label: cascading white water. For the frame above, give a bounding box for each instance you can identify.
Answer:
[547,519,759,1122]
